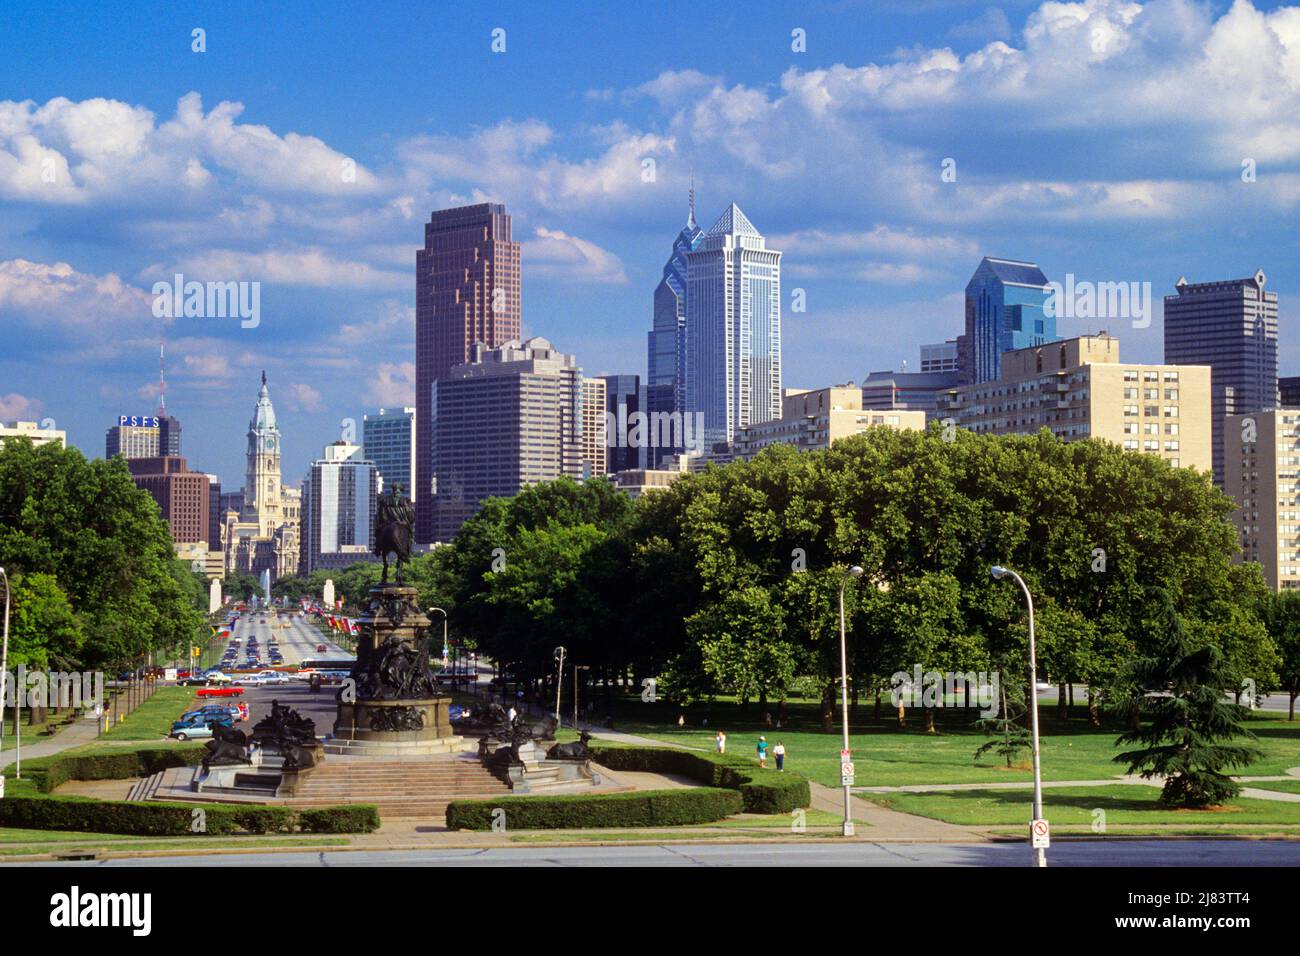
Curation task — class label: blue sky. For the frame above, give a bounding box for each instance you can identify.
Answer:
[3,0,1300,485]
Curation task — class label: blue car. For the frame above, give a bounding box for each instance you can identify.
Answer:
[169,716,232,740]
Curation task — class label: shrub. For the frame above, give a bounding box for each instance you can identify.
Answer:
[22,746,206,793]
[588,745,810,814]
[298,805,380,833]
[445,787,742,830]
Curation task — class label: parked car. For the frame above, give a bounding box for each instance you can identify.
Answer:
[180,706,239,723]
[169,717,231,741]
[177,676,211,687]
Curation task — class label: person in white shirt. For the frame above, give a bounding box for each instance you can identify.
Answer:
[774,741,786,772]
[715,730,727,754]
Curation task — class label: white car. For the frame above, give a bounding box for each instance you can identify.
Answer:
[202,671,233,685]
[233,674,268,686]
[256,670,290,684]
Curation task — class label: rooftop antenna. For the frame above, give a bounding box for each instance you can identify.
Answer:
[688,171,696,230]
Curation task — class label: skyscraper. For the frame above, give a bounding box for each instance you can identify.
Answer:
[105,415,161,459]
[415,203,521,542]
[579,377,607,479]
[959,257,1057,385]
[430,337,582,541]
[600,373,644,473]
[647,192,702,467]
[1165,271,1278,485]
[363,406,416,499]
[685,203,782,447]
[301,441,379,574]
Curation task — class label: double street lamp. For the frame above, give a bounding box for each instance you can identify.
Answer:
[838,565,864,837]
[991,564,1047,868]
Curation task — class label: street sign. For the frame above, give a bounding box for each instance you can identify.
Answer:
[1031,818,1050,848]
[841,762,855,786]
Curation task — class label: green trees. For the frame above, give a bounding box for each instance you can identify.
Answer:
[1113,590,1263,807]
[0,439,203,671]
[1259,589,1300,720]
[402,424,1275,740]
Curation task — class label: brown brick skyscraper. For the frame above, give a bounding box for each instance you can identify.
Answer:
[415,203,521,542]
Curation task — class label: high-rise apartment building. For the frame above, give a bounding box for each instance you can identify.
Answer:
[685,203,782,447]
[106,414,161,459]
[1224,409,1300,590]
[301,441,379,574]
[1280,376,1300,408]
[1,421,66,449]
[647,196,702,467]
[579,377,607,479]
[363,406,416,499]
[600,374,644,474]
[958,257,1057,385]
[1164,271,1278,485]
[430,337,582,541]
[940,333,1211,472]
[415,203,521,542]
[733,385,925,461]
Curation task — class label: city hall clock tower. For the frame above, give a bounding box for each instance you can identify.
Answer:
[243,371,284,536]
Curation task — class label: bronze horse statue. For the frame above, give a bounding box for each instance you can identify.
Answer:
[374,484,415,584]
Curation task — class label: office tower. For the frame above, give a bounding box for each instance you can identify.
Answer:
[600,374,644,473]
[0,421,66,449]
[206,475,222,555]
[861,370,960,421]
[301,441,379,574]
[1164,271,1279,485]
[415,203,521,542]
[106,414,161,459]
[959,257,1057,385]
[940,333,1211,472]
[647,193,702,467]
[430,337,582,541]
[127,456,210,547]
[733,385,925,461]
[363,406,416,499]
[580,377,607,479]
[1280,376,1300,408]
[920,340,959,373]
[1225,409,1300,590]
[685,203,782,447]
[157,415,182,456]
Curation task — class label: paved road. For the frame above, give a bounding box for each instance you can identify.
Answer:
[18,840,1300,867]
[229,610,351,668]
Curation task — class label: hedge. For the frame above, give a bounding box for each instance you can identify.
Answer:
[446,787,742,831]
[588,745,810,814]
[1,744,379,836]
[21,746,206,793]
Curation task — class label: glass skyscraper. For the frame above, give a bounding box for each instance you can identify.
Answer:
[647,195,702,467]
[685,203,783,448]
[1164,270,1278,485]
[959,257,1057,384]
[363,406,416,500]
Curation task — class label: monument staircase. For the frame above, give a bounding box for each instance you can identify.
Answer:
[284,753,509,820]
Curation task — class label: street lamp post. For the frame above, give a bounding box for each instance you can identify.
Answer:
[838,565,865,837]
[427,607,448,670]
[0,567,9,782]
[991,565,1046,868]
[553,647,567,723]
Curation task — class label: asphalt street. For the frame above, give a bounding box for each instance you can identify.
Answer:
[20,840,1300,867]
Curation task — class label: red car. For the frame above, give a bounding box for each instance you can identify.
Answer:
[197,686,244,698]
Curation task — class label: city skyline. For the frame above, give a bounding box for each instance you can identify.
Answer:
[4,0,1300,486]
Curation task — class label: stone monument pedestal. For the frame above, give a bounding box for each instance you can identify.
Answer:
[322,583,470,757]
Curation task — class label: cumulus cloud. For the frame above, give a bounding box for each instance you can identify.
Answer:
[523,227,628,283]
[141,248,407,290]
[364,361,416,407]
[0,258,154,327]
[0,392,45,420]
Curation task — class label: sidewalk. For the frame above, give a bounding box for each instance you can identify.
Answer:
[0,716,101,770]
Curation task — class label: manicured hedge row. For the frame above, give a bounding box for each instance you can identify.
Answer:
[445,787,742,831]
[3,745,380,835]
[25,746,206,793]
[588,745,810,814]
[0,795,380,835]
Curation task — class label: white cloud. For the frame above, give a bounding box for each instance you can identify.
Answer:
[0,392,45,420]
[364,361,416,407]
[0,258,154,327]
[141,248,407,290]
[523,227,628,283]
[283,382,324,413]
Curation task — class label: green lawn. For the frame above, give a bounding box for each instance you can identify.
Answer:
[0,827,350,856]
[99,685,204,741]
[605,702,1300,790]
[865,785,1300,827]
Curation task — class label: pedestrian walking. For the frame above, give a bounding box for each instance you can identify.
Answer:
[774,740,786,772]
[756,735,768,769]
[677,713,685,728]
[715,730,727,754]
[764,711,773,729]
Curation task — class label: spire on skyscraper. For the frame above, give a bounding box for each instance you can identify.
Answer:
[688,173,696,230]
[157,339,166,414]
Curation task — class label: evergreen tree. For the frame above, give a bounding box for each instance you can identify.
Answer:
[974,656,1031,768]
[1113,589,1262,807]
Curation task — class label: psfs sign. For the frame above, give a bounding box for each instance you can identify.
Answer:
[119,415,160,428]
